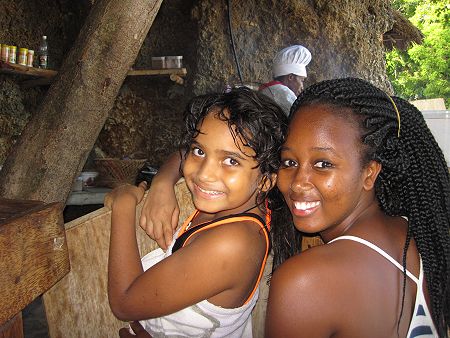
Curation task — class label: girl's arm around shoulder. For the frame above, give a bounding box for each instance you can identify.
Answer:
[265,246,342,338]
[109,217,267,321]
[139,152,183,250]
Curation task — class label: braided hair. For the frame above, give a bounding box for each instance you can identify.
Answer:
[282,77,449,336]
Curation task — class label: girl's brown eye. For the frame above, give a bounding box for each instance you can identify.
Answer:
[192,147,205,157]
[224,158,239,166]
[314,161,333,168]
[281,159,297,168]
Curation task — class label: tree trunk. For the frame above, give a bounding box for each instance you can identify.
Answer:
[0,0,163,204]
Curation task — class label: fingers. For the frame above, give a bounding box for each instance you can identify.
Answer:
[129,321,150,337]
[118,327,134,337]
[171,207,180,230]
[118,322,152,338]
[151,220,169,250]
[163,222,174,250]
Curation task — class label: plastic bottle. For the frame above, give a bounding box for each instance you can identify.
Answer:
[38,35,48,69]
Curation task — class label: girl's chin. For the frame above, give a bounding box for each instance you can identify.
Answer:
[293,221,323,234]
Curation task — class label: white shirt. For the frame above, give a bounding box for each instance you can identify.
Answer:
[259,81,296,116]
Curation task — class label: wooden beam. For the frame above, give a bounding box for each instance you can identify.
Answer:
[0,199,70,324]
[127,68,187,76]
[0,61,57,78]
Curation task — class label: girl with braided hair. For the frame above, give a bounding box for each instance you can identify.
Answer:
[266,77,449,337]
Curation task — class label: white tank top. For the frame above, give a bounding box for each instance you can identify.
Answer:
[328,235,438,338]
[135,210,271,337]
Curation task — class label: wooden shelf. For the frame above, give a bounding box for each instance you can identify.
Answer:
[0,61,57,78]
[0,61,187,86]
[127,68,187,76]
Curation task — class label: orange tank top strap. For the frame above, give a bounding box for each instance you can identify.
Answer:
[173,211,271,305]
[178,209,200,235]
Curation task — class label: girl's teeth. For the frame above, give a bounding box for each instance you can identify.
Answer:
[294,201,320,210]
[198,186,221,195]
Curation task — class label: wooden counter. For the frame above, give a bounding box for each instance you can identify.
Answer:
[0,198,70,337]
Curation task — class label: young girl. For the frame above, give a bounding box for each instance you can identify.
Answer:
[107,87,288,337]
[266,77,450,337]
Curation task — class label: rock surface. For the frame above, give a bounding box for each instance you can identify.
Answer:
[1,0,397,168]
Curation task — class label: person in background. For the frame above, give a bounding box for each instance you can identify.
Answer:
[258,45,312,115]
[139,46,311,250]
[266,77,450,337]
[106,87,288,337]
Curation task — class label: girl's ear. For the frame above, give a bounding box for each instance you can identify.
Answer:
[259,173,277,192]
[363,160,382,190]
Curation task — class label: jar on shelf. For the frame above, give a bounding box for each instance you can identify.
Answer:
[151,56,165,69]
[166,56,183,69]
[8,45,17,63]
[0,45,7,62]
[18,48,28,66]
[26,50,34,67]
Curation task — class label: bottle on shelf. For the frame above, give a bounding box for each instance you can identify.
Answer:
[38,35,48,69]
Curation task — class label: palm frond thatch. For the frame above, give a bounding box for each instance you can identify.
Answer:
[383,9,424,51]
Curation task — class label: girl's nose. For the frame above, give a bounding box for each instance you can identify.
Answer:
[197,159,217,182]
[290,166,312,192]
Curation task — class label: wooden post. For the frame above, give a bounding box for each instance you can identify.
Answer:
[0,0,163,205]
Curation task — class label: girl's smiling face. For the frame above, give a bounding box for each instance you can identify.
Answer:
[183,110,266,219]
[277,103,379,241]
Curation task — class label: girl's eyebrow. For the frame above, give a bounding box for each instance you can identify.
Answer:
[281,145,343,158]
[221,150,247,160]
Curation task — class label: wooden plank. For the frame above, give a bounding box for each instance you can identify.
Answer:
[0,198,44,224]
[43,201,161,338]
[0,313,23,338]
[0,61,57,78]
[127,68,187,76]
[0,200,70,324]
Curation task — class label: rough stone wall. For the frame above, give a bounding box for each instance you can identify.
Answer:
[0,0,397,170]
[0,0,89,164]
[192,0,394,93]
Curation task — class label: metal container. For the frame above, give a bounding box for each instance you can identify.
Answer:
[422,110,450,166]
[151,56,165,69]
[166,55,182,68]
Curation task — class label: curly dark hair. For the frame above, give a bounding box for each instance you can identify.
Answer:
[275,77,449,336]
[179,86,288,210]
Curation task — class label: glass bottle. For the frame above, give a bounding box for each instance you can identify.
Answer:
[38,35,48,69]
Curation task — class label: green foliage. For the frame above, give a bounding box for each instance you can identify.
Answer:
[386,0,449,107]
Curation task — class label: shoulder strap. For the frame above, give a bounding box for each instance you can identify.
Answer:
[173,212,271,305]
[329,235,419,284]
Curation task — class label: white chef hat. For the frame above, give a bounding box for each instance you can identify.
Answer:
[272,45,312,78]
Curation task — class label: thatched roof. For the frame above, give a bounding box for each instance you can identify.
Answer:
[383,9,424,51]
